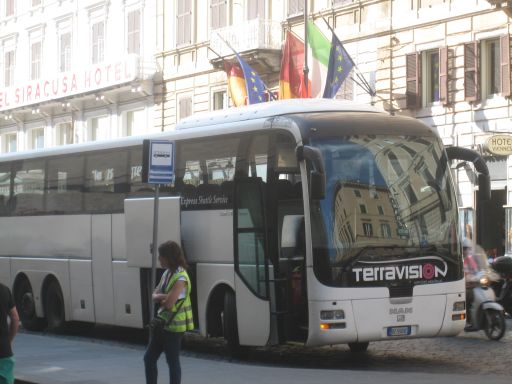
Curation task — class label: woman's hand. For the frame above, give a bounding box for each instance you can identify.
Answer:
[152,292,167,302]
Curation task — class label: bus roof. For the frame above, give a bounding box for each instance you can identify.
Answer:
[0,100,385,163]
[176,99,384,130]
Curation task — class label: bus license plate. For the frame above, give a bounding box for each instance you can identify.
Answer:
[387,326,411,337]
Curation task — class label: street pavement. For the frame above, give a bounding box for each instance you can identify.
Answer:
[12,326,512,384]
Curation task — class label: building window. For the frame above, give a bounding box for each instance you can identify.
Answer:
[212,90,227,110]
[359,204,367,214]
[464,36,511,102]
[248,0,264,19]
[288,0,303,16]
[354,189,361,197]
[91,21,105,64]
[89,116,109,141]
[125,109,145,136]
[30,42,42,80]
[482,38,502,98]
[378,205,384,215]
[29,128,44,150]
[423,50,439,103]
[127,9,141,55]
[363,222,373,237]
[211,0,227,30]
[56,122,73,146]
[4,50,15,87]
[407,47,447,108]
[3,133,17,153]
[381,223,392,238]
[178,96,192,120]
[5,0,14,17]
[59,32,71,72]
[332,0,353,7]
[177,0,192,46]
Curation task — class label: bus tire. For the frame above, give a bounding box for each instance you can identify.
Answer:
[348,342,369,353]
[45,280,65,330]
[223,290,244,357]
[14,278,46,331]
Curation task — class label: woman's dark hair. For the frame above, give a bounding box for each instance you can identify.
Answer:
[158,240,188,270]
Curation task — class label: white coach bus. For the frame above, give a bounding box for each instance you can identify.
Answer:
[0,99,476,352]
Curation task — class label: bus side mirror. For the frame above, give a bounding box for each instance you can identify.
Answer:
[296,145,326,200]
[310,171,326,200]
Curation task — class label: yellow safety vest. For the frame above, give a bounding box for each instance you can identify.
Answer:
[159,269,194,333]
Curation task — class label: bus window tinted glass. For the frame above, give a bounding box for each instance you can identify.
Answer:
[0,165,11,215]
[85,151,128,212]
[128,147,155,196]
[12,160,45,215]
[47,155,84,213]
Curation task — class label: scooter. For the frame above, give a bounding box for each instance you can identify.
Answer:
[490,256,512,316]
[465,245,507,341]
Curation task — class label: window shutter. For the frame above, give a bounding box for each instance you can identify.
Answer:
[439,46,448,105]
[406,53,421,109]
[464,41,479,102]
[500,34,510,98]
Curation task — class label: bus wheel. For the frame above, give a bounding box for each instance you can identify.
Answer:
[348,342,369,353]
[45,280,65,330]
[223,290,244,357]
[14,278,46,331]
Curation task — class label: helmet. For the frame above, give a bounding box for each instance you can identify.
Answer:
[462,238,472,249]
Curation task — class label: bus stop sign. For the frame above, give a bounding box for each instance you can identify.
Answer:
[142,139,175,184]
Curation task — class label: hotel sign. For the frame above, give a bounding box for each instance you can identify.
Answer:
[485,134,512,156]
[0,55,140,112]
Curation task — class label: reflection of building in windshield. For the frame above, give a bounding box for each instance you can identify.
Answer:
[331,136,450,261]
[333,182,407,258]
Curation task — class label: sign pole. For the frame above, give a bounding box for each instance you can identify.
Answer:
[141,139,174,322]
[150,183,160,319]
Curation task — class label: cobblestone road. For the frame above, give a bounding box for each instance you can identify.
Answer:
[181,318,512,377]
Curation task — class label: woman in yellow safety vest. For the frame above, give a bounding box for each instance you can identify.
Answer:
[144,240,194,384]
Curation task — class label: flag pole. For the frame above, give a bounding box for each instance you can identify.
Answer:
[303,0,309,97]
[321,16,375,97]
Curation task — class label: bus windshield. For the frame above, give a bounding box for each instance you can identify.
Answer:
[309,134,462,288]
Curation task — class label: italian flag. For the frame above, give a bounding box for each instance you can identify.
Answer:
[307,20,331,98]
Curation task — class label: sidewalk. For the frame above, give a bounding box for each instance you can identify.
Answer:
[12,332,511,384]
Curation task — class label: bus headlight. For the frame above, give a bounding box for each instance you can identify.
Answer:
[452,301,465,311]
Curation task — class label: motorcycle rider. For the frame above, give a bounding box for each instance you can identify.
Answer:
[463,238,478,330]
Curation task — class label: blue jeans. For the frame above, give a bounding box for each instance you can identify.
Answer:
[144,330,183,384]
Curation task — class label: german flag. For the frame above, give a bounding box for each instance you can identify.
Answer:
[224,61,247,106]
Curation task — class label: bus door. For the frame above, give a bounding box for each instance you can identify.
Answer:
[233,177,271,346]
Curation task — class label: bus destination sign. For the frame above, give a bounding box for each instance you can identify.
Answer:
[143,139,175,184]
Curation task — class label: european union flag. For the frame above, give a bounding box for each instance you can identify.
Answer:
[323,33,354,99]
[234,53,269,104]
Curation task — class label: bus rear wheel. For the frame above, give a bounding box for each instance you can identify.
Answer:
[14,278,46,331]
[45,280,65,330]
[223,290,245,358]
[348,342,369,353]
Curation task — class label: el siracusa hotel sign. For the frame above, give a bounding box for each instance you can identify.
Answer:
[0,55,139,112]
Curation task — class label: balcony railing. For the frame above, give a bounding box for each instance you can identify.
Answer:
[209,19,282,59]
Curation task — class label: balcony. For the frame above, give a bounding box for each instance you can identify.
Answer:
[209,19,282,74]
[486,0,512,16]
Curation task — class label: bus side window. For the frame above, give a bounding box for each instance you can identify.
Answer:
[12,160,45,216]
[0,165,11,216]
[46,155,85,213]
[84,150,128,213]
